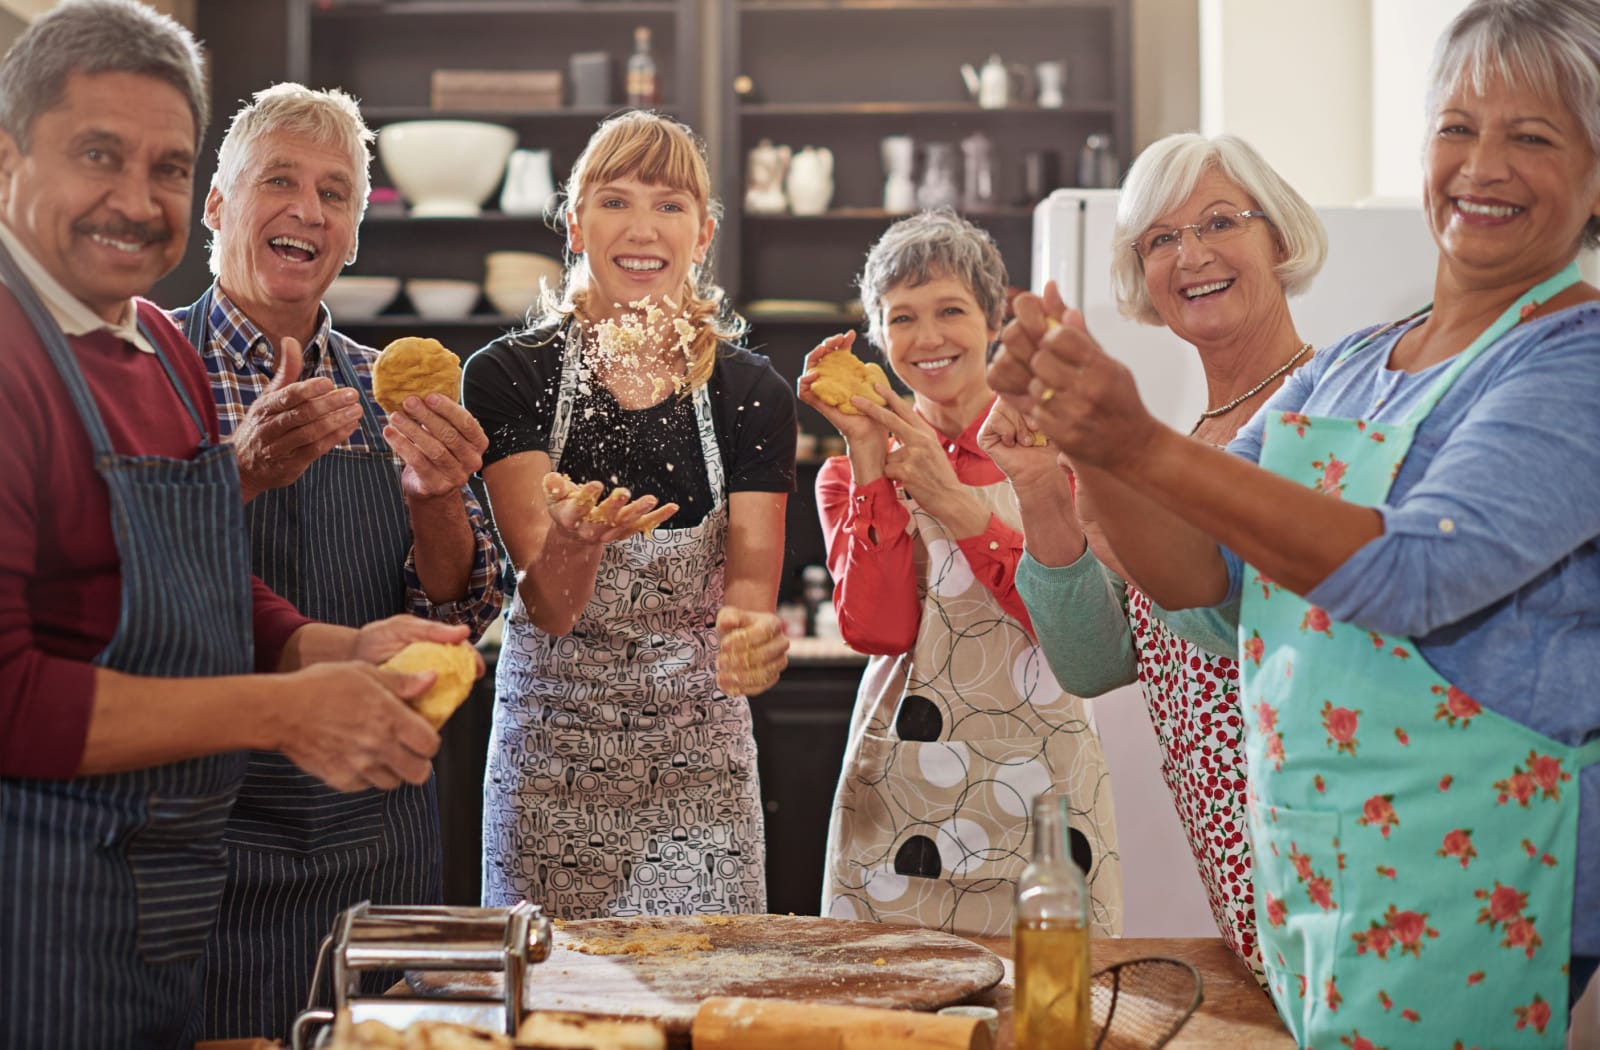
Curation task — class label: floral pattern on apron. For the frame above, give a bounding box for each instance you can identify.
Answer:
[823,476,1122,937]
[1127,586,1265,987]
[1241,262,1600,1048]
[483,329,765,918]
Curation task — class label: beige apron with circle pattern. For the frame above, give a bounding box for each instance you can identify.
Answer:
[822,476,1123,937]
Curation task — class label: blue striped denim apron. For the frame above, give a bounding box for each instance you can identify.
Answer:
[183,291,442,1041]
[0,245,254,1049]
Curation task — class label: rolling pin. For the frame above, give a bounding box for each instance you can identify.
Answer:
[690,997,993,1050]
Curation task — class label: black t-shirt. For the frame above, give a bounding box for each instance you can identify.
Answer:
[463,323,797,528]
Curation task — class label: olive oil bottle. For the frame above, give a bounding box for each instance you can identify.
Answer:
[1014,792,1090,1050]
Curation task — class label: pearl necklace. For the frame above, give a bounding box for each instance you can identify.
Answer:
[1196,342,1311,422]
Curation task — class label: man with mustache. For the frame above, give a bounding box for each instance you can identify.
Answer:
[0,4,461,1046]
[169,83,503,1042]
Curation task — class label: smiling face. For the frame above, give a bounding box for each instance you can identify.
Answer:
[206,128,360,331]
[1424,71,1600,289]
[0,71,195,323]
[568,174,714,322]
[879,272,998,426]
[1138,168,1290,351]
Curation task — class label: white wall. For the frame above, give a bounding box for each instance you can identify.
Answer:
[1369,0,1468,200]
[1198,0,1371,205]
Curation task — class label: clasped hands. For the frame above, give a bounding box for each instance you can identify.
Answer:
[988,282,1160,471]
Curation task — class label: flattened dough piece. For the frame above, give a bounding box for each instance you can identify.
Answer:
[806,347,889,415]
[516,1012,666,1050]
[378,640,479,728]
[373,336,462,415]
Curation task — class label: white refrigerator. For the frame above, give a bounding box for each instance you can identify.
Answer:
[1029,189,1441,938]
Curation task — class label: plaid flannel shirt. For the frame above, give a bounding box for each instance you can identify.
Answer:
[171,285,504,641]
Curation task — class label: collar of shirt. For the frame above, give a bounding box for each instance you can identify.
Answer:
[205,282,334,377]
[915,394,1006,487]
[0,220,156,354]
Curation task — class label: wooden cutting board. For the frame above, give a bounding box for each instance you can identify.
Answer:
[407,914,1004,1035]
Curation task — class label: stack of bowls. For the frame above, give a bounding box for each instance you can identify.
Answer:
[484,251,564,319]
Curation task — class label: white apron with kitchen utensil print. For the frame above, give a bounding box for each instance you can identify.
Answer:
[822,475,1122,937]
[482,331,765,918]
[1241,261,1600,1048]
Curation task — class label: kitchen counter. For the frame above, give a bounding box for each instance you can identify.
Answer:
[967,936,1293,1049]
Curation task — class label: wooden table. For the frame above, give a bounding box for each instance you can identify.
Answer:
[965,936,1294,1050]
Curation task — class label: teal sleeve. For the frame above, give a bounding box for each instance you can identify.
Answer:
[1148,593,1241,660]
[1015,549,1137,697]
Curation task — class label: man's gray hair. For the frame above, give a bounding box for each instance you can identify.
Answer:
[1427,0,1600,248]
[207,83,374,275]
[1111,133,1327,326]
[0,0,206,152]
[859,209,1008,351]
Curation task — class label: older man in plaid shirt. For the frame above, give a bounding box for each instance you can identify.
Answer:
[169,83,505,1042]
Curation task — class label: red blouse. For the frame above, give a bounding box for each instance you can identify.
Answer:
[815,398,1034,655]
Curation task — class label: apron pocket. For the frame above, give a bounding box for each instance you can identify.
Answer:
[128,786,236,964]
[1250,800,1345,1039]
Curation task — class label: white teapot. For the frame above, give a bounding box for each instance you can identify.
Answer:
[785,146,834,216]
[744,139,791,215]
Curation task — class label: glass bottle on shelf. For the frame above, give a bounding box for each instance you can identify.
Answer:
[626,26,659,109]
[1014,792,1090,1050]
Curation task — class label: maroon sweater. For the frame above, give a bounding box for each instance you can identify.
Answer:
[0,288,310,780]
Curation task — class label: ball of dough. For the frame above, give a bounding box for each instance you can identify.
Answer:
[807,347,889,415]
[372,337,462,415]
[378,641,479,728]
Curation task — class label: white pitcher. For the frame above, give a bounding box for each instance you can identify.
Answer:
[744,139,791,215]
[500,148,555,216]
[785,146,834,216]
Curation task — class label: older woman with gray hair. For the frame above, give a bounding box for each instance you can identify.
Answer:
[993,0,1600,1041]
[798,209,1122,938]
[983,132,1326,986]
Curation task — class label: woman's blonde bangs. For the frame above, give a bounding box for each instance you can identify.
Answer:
[576,116,709,211]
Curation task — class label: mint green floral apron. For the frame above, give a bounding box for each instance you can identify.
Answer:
[1240,261,1600,1049]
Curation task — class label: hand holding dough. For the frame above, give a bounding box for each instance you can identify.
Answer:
[715,606,788,697]
[378,640,481,729]
[804,346,890,415]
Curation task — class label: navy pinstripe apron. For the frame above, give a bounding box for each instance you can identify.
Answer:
[0,245,254,1049]
[183,291,442,1041]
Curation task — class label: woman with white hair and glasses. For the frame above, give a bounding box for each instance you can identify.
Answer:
[984,132,1327,986]
[993,0,1600,1042]
[800,210,1122,938]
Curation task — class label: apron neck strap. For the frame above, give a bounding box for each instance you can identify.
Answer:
[1577,735,1600,770]
[1403,260,1583,425]
[3,239,207,451]
[185,284,386,447]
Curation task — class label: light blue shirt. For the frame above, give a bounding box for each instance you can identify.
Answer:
[1223,303,1600,959]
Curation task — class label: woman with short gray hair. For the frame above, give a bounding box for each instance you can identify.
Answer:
[799,209,1123,938]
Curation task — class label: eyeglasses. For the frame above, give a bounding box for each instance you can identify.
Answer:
[1132,210,1269,261]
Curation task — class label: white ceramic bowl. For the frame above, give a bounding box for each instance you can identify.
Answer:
[484,280,544,319]
[378,120,517,218]
[406,278,481,320]
[322,275,401,320]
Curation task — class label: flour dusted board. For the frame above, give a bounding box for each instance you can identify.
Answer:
[407,915,1004,1034]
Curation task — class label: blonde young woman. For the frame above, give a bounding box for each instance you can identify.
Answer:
[986,133,1327,986]
[463,112,797,917]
